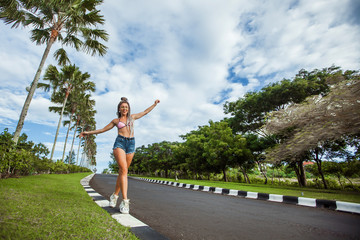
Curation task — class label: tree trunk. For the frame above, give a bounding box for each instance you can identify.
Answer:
[294,161,307,187]
[50,92,69,160]
[223,168,228,182]
[241,167,250,183]
[345,177,355,189]
[165,168,168,178]
[68,118,79,164]
[13,36,56,144]
[256,160,268,184]
[314,148,328,189]
[294,164,301,185]
[80,136,88,167]
[62,111,75,162]
[76,124,83,165]
[293,161,307,187]
[337,175,343,189]
[68,126,76,164]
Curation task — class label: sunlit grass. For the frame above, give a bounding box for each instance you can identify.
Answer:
[136,176,360,203]
[0,173,138,239]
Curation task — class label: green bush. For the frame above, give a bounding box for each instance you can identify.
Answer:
[0,129,91,178]
[325,178,340,189]
[248,176,265,184]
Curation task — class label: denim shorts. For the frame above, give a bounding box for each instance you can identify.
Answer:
[113,135,135,154]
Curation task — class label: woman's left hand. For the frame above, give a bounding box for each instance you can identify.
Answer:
[155,99,160,105]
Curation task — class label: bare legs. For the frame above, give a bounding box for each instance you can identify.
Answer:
[113,148,134,200]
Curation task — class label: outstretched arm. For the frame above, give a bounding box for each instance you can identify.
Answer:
[79,120,116,138]
[132,99,160,120]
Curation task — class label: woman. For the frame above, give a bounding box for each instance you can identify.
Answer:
[80,97,160,213]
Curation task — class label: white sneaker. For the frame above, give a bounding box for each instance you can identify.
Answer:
[120,199,130,214]
[109,193,118,208]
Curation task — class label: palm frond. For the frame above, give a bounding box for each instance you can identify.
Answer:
[30,28,50,45]
[80,27,108,41]
[83,38,107,56]
[62,34,83,50]
[80,0,103,11]
[83,9,104,26]
[37,3,55,24]
[0,1,27,28]
[24,11,43,28]
[53,48,71,66]
[37,82,51,91]
[49,106,63,113]
[44,65,60,81]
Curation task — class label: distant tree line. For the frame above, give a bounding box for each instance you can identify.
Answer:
[108,66,360,190]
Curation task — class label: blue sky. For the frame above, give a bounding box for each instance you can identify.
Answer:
[1,0,359,172]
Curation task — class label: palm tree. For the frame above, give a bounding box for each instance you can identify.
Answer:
[61,93,80,162]
[76,107,96,165]
[67,92,95,163]
[0,0,108,144]
[61,84,95,162]
[40,64,94,160]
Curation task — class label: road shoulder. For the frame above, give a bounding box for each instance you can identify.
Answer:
[80,174,169,240]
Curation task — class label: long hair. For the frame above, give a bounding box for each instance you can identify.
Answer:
[117,97,134,135]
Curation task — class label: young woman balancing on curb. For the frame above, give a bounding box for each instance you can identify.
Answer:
[80,97,160,214]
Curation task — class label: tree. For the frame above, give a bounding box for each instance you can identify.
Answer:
[180,132,212,179]
[150,141,176,178]
[263,70,360,163]
[40,64,94,160]
[67,93,95,163]
[0,0,108,143]
[245,134,276,184]
[64,150,75,164]
[262,69,359,187]
[223,67,337,135]
[131,145,155,175]
[202,121,247,182]
[77,109,96,165]
[108,152,119,173]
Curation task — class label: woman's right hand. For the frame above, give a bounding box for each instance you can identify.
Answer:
[79,132,87,138]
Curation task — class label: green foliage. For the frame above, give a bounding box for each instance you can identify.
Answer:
[128,121,252,181]
[224,66,336,134]
[64,150,76,164]
[0,129,91,178]
[108,152,119,173]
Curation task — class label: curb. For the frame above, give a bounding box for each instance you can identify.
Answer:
[134,177,360,215]
[80,174,168,240]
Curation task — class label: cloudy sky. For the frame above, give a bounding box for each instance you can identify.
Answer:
[0,0,359,172]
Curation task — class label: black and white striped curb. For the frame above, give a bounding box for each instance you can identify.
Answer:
[80,174,168,240]
[134,177,360,215]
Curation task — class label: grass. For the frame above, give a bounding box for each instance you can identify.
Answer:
[0,173,138,240]
[136,176,360,204]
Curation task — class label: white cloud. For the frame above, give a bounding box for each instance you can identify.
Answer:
[231,0,360,86]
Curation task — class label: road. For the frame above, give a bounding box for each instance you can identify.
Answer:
[90,174,360,240]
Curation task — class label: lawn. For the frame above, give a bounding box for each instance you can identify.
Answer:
[137,176,360,204]
[0,173,138,240]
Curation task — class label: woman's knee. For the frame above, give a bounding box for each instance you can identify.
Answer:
[118,166,128,176]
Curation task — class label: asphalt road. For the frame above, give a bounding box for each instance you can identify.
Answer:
[90,174,360,240]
